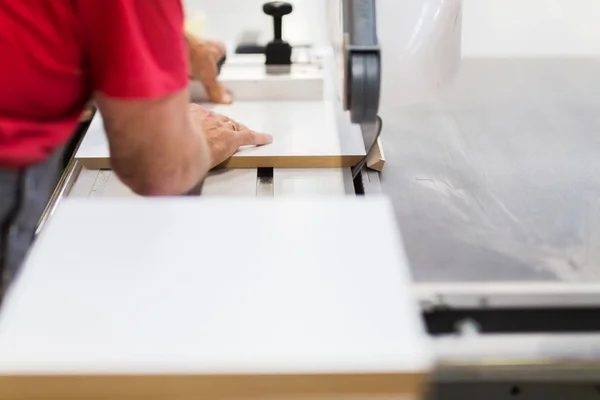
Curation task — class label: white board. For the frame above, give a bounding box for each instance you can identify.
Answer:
[273,168,353,196]
[76,101,365,169]
[0,197,431,398]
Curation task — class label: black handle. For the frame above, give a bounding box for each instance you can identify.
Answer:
[263,2,293,41]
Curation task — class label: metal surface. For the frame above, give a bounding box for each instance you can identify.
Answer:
[380,59,600,291]
[67,167,356,198]
[429,383,600,400]
[417,282,600,309]
[341,0,381,124]
[89,170,112,197]
[434,333,600,383]
[256,168,274,196]
[69,168,261,198]
[361,169,383,195]
[35,159,82,235]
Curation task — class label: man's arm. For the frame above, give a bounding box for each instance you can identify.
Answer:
[79,0,210,195]
[96,90,210,196]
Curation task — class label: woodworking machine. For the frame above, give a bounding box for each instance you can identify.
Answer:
[0,2,429,399]
[2,0,600,399]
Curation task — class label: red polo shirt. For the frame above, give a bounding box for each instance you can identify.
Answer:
[0,0,189,168]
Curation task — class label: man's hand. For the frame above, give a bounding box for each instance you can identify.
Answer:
[186,32,232,104]
[189,104,273,167]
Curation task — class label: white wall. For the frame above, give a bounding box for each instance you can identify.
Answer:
[462,0,600,56]
[182,0,327,46]
[185,0,600,55]
[377,0,600,109]
[377,0,463,107]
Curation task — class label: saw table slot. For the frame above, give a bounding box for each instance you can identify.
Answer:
[425,307,600,335]
[89,170,111,198]
[256,167,274,196]
[67,167,97,198]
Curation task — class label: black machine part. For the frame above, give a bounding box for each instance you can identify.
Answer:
[263,1,293,66]
[341,0,382,177]
[343,0,381,125]
[235,44,265,54]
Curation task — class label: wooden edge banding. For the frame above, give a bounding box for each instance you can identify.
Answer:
[77,155,364,171]
[0,372,427,399]
[223,155,364,169]
[77,158,111,170]
[366,138,385,172]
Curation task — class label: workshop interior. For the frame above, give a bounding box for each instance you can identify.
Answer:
[2,0,600,399]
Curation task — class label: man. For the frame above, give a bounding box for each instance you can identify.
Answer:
[0,0,273,292]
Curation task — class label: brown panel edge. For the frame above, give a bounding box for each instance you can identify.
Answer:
[366,138,385,172]
[77,158,112,170]
[77,155,364,171]
[0,372,428,399]
[223,155,364,169]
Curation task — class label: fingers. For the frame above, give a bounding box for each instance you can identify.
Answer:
[197,109,273,148]
[235,129,274,147]
[220,91,234,104]
[206,40,226,60]
[206,84,233,104]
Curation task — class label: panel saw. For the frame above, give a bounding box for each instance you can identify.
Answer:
[0,1,432,399]
[6,1,600,398]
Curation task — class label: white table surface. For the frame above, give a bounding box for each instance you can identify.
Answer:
[0,197,431,375]
[76,101,365,166]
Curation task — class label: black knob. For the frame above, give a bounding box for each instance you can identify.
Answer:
[263,2,293,42]
[263,2,293,67]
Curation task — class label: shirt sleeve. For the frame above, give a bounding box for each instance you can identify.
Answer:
[78,0,189,99]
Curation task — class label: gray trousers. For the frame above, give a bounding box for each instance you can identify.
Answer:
[0,149,63,296]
